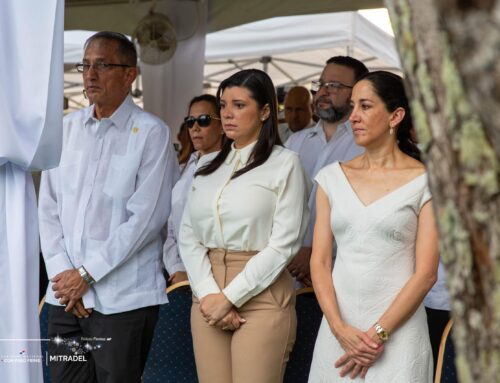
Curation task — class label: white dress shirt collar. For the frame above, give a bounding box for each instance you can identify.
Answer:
[180,151,200,176]
[188,150,200,166]
[309,119,351,143]
[190,151,201,164]
[225,140,258,166]
[84,95,135,130]
[311,120,323,134]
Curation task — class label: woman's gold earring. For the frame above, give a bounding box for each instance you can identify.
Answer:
[389,127,394,135]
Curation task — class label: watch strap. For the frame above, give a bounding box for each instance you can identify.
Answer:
[78,266,95,286]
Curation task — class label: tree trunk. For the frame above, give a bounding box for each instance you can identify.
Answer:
[385,0,500,382]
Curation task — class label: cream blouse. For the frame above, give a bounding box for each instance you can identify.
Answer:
[179,141,310,307]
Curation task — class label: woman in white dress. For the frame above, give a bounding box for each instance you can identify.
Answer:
[163,94,224,284]
[309,71,439,382]
[179,69,310,383]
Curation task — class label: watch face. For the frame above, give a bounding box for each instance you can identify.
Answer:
[375,324,389,342]
[380,331,389,341]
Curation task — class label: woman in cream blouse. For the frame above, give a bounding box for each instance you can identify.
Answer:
[179,69,310,383]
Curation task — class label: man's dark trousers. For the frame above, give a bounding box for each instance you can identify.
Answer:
[47,304,159,383]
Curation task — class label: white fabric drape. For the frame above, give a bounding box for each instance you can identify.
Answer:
[0,1,63,382]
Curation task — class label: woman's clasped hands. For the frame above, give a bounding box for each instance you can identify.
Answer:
[332,323,385,379]
[199,292,246,331]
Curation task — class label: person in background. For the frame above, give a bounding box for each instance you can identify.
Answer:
[424,262,451,377]
[179,69,310,383]
[163,94,225,285]
[286,56,368,287]
[278,86,314,142]
[177,121,195,168]
[309,71,438,382]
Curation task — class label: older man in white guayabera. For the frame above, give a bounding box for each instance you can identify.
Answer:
[285,56,368,288]
[39,31,179,382]
[0,1,64,383]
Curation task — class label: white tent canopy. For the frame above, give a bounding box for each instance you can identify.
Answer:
[64,30,95,65]
[64,11,400,105]
[63,9,400,130]
[64,0,384,34]
[204,11,400,90]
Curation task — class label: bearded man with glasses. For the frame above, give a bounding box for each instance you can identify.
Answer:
[39,31,179,383]
[285,56,368,288]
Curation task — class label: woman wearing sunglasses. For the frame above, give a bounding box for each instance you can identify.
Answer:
[163,94,224,285]
[179,69,310,383]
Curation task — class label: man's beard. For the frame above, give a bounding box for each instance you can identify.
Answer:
[315,97,351,123]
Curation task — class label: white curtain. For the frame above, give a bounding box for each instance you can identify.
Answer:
[0,1,63,382]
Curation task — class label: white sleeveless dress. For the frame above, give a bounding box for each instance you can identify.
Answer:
[308,162,433,383]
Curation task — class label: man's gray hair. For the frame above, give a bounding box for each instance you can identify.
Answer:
[84,31,137,66]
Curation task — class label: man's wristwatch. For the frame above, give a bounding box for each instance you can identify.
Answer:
[78,266,95,286]
[374,323,389,342]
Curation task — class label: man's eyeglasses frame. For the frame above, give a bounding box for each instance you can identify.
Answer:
[310,80,353,94]
[75,62,134,73]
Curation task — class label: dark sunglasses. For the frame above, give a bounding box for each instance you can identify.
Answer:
[184,114,221,128]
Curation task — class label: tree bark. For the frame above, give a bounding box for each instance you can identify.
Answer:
[385,0,500,382]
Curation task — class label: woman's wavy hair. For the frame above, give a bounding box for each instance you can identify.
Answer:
[188,94,219,117]
[195,69,281,178]
[357,71,421,162]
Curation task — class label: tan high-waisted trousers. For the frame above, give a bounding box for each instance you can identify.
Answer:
[191,248,296,383]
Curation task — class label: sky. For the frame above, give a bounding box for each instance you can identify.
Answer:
[359,8,394,36]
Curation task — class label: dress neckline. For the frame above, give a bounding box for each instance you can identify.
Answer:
[336,162,426,208]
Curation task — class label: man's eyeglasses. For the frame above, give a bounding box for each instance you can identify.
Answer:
[310,80,353,93]
[75,62,134,73]
[184,114,221,128]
